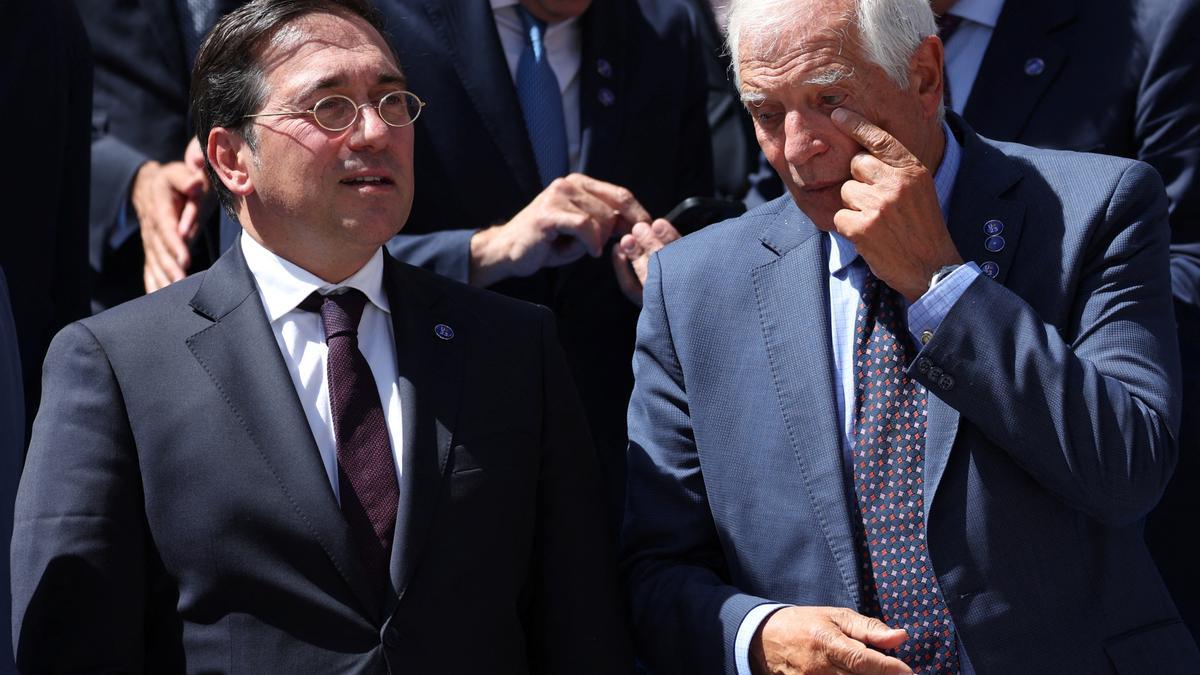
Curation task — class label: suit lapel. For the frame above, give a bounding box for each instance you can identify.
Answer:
[962,0,1077,140]
[419,0,542,196]
[753,201,864,609]
[185,244,381,623]
[923,117,1026,520]
[381,258,464,612]
[577,0,628,177]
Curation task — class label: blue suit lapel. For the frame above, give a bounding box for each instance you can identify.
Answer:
[923,117,1026,520]
[752,199,865,609]
[962,0,1076,140]
[185,243,382,623]
[418,0,542,196]
[381,258,463,615]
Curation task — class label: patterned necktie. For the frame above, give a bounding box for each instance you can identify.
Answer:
[515,6,569,186]
[308,290,399,595]
[851,271,959,674]
[935,13,964,110]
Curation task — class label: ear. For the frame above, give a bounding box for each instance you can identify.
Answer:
[207,127,255,198]
[909,35,945,120]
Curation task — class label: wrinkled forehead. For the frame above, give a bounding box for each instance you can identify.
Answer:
[737,14,862,99]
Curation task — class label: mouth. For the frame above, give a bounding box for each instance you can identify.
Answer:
[339,174,395,188]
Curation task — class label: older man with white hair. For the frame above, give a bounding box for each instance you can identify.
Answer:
[620,0,1200,673]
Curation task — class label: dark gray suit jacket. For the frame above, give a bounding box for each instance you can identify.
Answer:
[12,243,632,673]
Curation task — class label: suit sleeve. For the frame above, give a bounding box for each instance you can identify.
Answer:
[914,161,1180,526]
[10,322,150,671]
[621,254,774,675]
[526,307,634,674]
[75,0,192,266]
[385,229,475,285]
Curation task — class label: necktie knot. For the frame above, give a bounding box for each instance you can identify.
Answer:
[302,289,369,342]
[517,6,548,57]
[935,13,964,44]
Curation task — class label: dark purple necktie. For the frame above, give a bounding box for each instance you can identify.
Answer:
[309,289,399,593]
[936,13,964,109]
[851,272,959,674]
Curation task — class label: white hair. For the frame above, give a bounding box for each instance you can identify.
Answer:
[726,0,937,90]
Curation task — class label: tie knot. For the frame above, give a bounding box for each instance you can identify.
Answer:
[935,13,964,43]
[516,6,547,50]
[303,289,369,341]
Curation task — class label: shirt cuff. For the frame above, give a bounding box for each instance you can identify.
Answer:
[908,262,981,346]
[734,603,788,675]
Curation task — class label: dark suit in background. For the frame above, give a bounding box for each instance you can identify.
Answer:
[77,0,238,311]
[0,0,91,434]
[12,244,631,673]
[385,0,713,513]
[948,0,1200,637]
[0,270,23,674]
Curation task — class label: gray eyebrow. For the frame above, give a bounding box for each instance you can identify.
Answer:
[804,66,853,86]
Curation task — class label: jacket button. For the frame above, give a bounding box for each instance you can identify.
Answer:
[928,366,944,381]
[917,357,932,374]
[939,374,955,391]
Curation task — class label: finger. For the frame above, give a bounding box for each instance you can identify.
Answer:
[148,227,187,282]
[565,189,621,242]
[163,162,208,198]
[838,180,874,212]
[830,108,919,168]
[178,199,200,240]
[849,151,890,185]
[618,233,644,260]
[153,203,191,272]
[569,174,652,225]
[643,218,681,246]
[829,608,909,649]
[610,241,644,307]
[550,212,604,258]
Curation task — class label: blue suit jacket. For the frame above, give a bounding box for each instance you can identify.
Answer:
[383,0,713,514]
[621,118,1200,673]
[12,243,631,673]
[957,0,1200,637]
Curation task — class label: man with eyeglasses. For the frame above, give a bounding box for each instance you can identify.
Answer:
[11,1,633,672]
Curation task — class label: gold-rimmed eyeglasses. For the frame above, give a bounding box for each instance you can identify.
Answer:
[244,90,425,131]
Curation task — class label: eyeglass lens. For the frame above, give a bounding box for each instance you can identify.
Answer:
[313,91,422,130]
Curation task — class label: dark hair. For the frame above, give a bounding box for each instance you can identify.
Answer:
[189,0,395,215]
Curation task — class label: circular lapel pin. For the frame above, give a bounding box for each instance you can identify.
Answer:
[983,219,1004,236]
[434,323,455,341]
[1024,57,1045,76]
[984,235,1006,253]
[981,261,1000,278]
[598,88,616,107]
[596,58,612,78]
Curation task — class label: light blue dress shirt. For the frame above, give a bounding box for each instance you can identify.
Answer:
[734,122,979,675]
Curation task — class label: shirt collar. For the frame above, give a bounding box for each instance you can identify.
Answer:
[828,119,962,276]
[240,233,390,323]
[948,0,1005,28]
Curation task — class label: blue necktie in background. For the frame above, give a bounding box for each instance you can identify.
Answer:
[515,7,569,186]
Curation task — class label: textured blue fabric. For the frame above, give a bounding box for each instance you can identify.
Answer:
[622,114,1198,674]
[515,7,568,186]
[852,272,958,673]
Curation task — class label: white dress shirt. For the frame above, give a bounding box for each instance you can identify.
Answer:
[240,234,404,503]
[490,0,583,173]
[943,0,1006,114]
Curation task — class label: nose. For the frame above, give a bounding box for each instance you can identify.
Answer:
[782,109,830,166]
[346,102,393,152]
